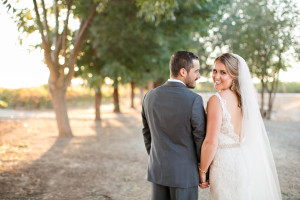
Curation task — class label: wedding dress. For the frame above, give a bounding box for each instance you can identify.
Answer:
[209,92,251,200]
[209,54,282,200]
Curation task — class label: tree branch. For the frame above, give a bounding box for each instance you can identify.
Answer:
[54,0,59,40]
[62,1,71,67]
[32,0,57,80]
[32,0,47,46]
[41,0,50,44]
[55,0,73,88]
[65,2,100,88]
[52,0,60,65]
[53,34,62,65]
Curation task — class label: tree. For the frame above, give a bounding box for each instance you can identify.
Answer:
[75,39,105,120]
[2,0,102,137]
[88,0,163,112]
[89,0,227,112]
[209,0,300,119]
[137,0,231,84]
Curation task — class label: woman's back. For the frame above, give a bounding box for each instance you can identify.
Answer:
[219,90,242,139]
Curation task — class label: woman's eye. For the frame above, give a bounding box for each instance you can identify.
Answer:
[213,69,217,73]
[221,71,226,75]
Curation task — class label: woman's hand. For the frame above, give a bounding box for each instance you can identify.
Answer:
[199,170,209,189]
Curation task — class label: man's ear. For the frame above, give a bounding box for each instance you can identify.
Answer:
[179,68,186,77]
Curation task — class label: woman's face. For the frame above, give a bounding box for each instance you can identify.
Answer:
[212,60,234,91]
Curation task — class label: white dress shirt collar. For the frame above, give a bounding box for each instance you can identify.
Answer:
[167,79,186,86]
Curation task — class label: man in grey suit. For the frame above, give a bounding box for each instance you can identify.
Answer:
[141,51,207,200]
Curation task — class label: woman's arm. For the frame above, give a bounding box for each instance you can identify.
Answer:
[199,95,222,184]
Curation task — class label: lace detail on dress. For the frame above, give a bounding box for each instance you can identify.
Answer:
[209,93,251,200]
[214,93,240,147]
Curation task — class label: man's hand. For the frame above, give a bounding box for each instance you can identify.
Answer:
[199,171,209,189]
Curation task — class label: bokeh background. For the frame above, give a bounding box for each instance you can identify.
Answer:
[0,0,299,199]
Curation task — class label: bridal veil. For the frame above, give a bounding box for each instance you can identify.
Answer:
[232,54,282,199]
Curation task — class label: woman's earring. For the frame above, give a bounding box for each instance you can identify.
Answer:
[230,81,235,90]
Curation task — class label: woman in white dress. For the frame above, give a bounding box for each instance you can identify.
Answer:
[198,53,282,200]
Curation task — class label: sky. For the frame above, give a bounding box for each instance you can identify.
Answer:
[0,5,49,89]
[0,4,299,89]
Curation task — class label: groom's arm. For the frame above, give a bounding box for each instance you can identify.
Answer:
[191,95,207,163]
[142,94,151,155]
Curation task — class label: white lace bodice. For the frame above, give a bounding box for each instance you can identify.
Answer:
[214,93,240,148]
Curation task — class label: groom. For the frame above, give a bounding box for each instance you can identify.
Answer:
[141,51,207,200]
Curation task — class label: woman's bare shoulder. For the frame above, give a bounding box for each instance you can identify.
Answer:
[219,90,236,101]
[207,94,222,110]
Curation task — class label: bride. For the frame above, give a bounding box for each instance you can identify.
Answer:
[198,53,282,199]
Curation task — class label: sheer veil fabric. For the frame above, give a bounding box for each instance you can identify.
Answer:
[233,54,282,199]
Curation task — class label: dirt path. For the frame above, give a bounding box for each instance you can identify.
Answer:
[0,98,299,199]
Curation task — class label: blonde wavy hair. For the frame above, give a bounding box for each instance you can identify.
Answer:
[215,53,242,107]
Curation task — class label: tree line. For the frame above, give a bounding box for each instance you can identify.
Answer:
[1,0,299,137]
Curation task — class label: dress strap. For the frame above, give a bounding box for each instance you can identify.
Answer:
[214,92,226,112]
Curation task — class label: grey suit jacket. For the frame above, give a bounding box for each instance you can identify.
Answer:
[142,81,206,188]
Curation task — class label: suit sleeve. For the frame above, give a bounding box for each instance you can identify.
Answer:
[141,94,151,155]
[191,95,207,163]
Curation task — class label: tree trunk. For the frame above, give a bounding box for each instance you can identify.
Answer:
[266,93,273,120]
[49,83,73,137]
[139,87,144,105]
[266,74,279,120]
[260,80,266,118]
[131,81,135,108]
[95,86,102,121]
[113,86,120,113]
[32,1,100,137]
[147,80,154,90]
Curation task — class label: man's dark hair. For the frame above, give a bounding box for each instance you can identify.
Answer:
[169,51,199,77]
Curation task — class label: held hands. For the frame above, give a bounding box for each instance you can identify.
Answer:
[199,168,209,189]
